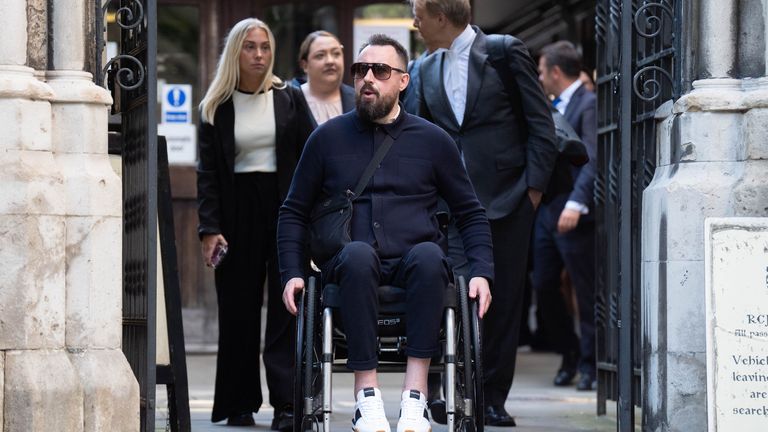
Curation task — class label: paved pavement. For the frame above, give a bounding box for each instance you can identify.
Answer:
[155,349,638,431]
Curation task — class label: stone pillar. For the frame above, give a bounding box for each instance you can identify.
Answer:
[0,1,85,431]
[47,0,139,430]
[699,0,738,78]
[642,5,768,429]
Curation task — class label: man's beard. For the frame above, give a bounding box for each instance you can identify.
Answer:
[356,85,397,122]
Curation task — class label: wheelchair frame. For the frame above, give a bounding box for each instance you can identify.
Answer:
[293,274,484,432]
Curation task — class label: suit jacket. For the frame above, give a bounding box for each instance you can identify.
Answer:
[543,83,598,224]
[418,27,557,220]
[562,84,597,212]
[294,82,356,129]
[401,50,430,115]
[197,84,313,239]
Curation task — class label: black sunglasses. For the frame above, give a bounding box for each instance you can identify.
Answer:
[351,62,407,80]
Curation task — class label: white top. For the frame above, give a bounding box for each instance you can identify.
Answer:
[301,83,342,125]
[441,25,476,126]
[232,89,277,173]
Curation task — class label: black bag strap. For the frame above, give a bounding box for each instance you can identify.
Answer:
[486,34,525,124]
[349,134,395,200]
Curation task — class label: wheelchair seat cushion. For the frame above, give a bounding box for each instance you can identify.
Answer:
[322,284,407,314]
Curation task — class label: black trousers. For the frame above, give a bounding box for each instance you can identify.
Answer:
[324,241,449,370]
[531,197,596,377]
[211,172,295,422]
[482,198,536,406]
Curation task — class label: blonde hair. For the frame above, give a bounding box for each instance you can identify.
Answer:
[200,18,285,124]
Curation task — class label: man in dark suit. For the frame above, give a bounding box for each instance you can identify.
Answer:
[534,40,598,391]
[411,0,558,426]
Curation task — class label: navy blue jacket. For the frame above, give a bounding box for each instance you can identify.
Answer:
[563,84,597,210]
[277,106,494,286]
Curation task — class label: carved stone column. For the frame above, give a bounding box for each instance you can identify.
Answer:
[47,0,139,430]
[0,1,85,431]
[642,2,768,430]
[699,0,738,78]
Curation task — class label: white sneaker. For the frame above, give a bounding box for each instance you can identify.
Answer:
[397,390,431,432]
[352,387,391,432]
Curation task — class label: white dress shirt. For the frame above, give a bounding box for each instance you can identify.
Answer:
[555,80,589,214]
[553,79,582,115]
[442,25,476,126]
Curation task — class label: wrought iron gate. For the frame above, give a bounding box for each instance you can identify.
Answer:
[594,0,680,428]
[96,1,158,431]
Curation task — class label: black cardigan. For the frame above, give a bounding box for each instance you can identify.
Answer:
[197,85,313,239]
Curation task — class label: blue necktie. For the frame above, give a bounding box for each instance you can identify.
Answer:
[552,96,561,108]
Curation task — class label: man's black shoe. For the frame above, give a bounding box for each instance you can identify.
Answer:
[576,374,597,391]
[553,368,577,386]
[428,399,447,425]
[271,406,294,431]
[484,405,516,427]
[226,412,255,426]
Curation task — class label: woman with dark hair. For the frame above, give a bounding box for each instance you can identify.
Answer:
[295,30,355,126]
[197,17,312,429]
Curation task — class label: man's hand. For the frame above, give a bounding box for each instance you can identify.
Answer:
[468,277,492,319]
[282,277,305,315]
[557,208,581,233]
[527,188,543,210]
[201,234,227,267]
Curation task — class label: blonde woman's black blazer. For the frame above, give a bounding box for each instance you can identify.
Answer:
[197,85,313,239]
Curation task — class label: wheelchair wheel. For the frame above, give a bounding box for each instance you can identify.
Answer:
[294,278,321,431]
[456,276,484,432]
[470,297,484,431]
[293,288,306,432]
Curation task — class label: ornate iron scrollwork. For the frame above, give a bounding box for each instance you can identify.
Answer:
[103,54,146,91]
[634,1,674,38]
[633,66,673,101]
[104,0,145,30]
[95,0,146,89]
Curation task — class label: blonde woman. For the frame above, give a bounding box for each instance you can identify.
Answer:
[197,17,312,429]
[295,30,355,126]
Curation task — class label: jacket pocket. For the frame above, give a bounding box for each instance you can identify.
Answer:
[495,147,526,171]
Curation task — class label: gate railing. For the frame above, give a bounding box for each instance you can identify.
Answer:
[594,0,680,428]
[95,1,158,431]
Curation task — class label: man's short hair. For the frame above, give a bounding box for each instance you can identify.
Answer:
[359,34,409,70]
[410,0,471,28]
[540,41,582,79]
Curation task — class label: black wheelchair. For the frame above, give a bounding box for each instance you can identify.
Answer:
[293,272,485,431]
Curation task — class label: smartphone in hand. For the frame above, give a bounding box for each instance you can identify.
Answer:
[211,243,228,269]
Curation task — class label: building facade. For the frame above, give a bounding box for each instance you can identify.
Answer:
[642,0,768,429]
[8,0,766,430]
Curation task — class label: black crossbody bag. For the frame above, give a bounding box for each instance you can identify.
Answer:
[309,134,395,265]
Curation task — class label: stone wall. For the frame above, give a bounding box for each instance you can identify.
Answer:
[642,0,768,429]
[0,1,138,431]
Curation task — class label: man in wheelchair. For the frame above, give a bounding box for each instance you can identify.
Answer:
[278,34,493,432]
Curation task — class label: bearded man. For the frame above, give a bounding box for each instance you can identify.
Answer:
[277,34,494,432]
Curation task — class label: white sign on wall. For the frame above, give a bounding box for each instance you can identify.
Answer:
[158,123,196,165]
[161,84,192,124]
[705,218,768,431]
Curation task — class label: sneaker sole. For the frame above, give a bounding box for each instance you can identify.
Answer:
[352,428,389,432]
